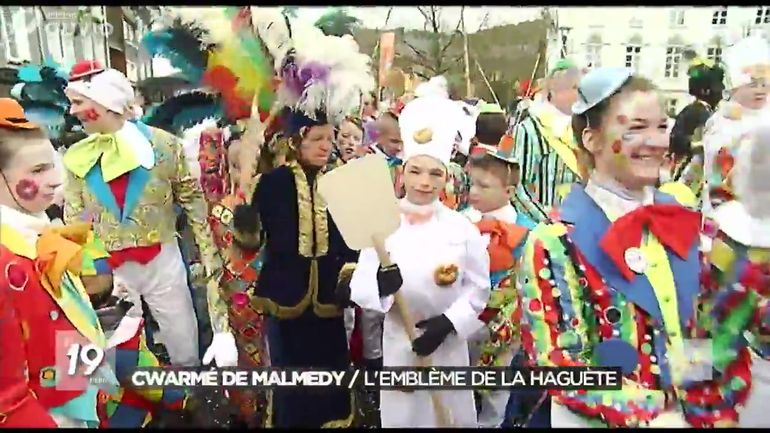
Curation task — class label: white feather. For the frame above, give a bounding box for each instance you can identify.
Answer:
[250,7,292,72]
[181,117,219,181]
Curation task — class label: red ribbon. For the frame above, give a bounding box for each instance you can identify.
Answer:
[599,204,701,280]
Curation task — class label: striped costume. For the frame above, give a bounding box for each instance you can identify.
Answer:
[512,102,581,223]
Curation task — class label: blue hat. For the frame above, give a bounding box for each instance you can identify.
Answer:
[572,67,633,115]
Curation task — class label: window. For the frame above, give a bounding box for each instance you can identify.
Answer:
[123,19,136,47]
[126,58,138,82]
[707,46,722,64]
[625,45,641,71]
[667,99,678,117]
[585,43,602,68]
[664,46,683,78]
[712,7,727,26]
[0,6,31,62]
[0,7,19,60]
[756,7,770,24]
[80,35,95,61]
[45,22,64,62]
[670,9,685,27]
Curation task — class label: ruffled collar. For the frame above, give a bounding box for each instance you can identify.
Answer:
[0,204,50,246]
[584,174,655,222]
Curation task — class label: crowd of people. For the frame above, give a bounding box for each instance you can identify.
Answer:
[0,6,769,429]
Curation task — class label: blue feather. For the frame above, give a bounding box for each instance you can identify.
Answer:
[18,64,42,82]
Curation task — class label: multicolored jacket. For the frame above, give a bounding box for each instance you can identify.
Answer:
[96,318,188,428]
[62,121,229,335]
[519,185,767,427]
[472,211,535,368]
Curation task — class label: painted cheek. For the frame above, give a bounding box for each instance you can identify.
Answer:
[85,109,100,121]
[15,179,39,201]
[612,139,622,154]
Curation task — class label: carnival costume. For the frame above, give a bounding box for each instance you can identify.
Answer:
[229,13,374,428]
[349,94,491,428]
[521,67,766,428]
[703,35,770,218]
[463,138,536,427]
[705,128,770,427]
[667,52,724,199]
[61,68,236,369]
[512,59,582,222]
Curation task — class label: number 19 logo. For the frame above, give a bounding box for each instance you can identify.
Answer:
[65,343,105,376]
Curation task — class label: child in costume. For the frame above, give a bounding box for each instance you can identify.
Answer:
[512,59,583,223]
[521,66,763,427]
[463,143,534,428]
[703,35,770,218]
[705,126,770,427]
[0,98,110,428]
[348,94,492,428]
[61,67,237,369]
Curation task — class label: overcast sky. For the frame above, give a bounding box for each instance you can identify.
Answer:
[294,6,543,32]
[153,6,543,76]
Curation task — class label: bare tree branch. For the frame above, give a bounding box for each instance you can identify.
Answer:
[476,11,490,33]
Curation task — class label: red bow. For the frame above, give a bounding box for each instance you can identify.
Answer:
[599,204,701,280]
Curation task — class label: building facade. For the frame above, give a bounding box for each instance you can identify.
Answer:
[546,6,770,116]
[0,6,155,96]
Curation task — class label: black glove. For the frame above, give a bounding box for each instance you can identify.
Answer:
[334,272,354,308]
[377,264,403,297]
[411,314,455,357]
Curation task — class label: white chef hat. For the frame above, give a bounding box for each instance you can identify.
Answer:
[399,95,462,166]
[724,35,770,90]
[415,75,450,99]
[65,68,135,114]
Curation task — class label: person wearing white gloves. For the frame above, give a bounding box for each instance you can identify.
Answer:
[61,67,237,368]
[347,95,492,428]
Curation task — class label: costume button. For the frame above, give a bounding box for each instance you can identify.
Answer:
[49,311,59,320]
[624,247,647,274]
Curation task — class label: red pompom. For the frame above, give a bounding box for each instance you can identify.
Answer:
[69,60,104,81]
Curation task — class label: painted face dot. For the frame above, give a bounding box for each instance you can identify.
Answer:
[617,114,629,125]
[15,179,39,201]
[612,140,622,154]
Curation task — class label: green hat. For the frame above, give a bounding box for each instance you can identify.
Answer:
[478,102,504,115]
[550,58,577,76]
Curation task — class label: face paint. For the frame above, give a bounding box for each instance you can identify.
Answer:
[15,178,39,201]
[617,114,629,125]
[612,139,622,154]
[85,108,100,121]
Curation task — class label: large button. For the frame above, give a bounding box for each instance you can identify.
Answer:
[604,307,622,324]
[624,247,648,274]
[49,311,59,320]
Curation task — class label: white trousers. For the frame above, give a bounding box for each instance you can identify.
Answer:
[739,353,770,427]
[551,401,689,428]
[112,241,200,366]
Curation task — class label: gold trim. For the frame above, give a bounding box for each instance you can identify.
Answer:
[312,259,342,318]
[289,161,329,258]
[321,390,355,428]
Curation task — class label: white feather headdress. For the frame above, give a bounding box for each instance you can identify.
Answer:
[276,22,375,125]
[181,117,220,181]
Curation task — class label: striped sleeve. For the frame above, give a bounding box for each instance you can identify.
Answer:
[512,119,549,223]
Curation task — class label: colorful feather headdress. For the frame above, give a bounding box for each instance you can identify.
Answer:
[142,90,223,136]
[10,58,82,144]
[142,7,275,121]
[274,23,375,130]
